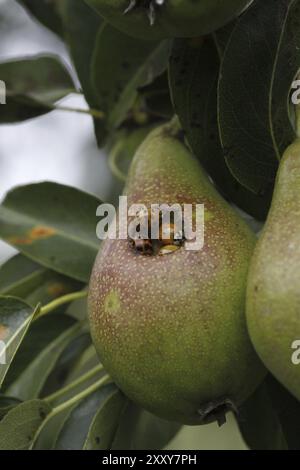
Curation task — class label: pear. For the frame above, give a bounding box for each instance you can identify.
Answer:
[247,139,300,401]
[85,0,252,41]
[88,121,265,425]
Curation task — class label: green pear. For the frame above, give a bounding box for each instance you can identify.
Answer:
[247,139,300,401]
[88,121,265,425]
[85,0,252,41]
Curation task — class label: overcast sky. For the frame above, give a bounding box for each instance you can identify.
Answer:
[0,0,116,263]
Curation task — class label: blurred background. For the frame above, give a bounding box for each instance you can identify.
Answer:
[0,0,247,450]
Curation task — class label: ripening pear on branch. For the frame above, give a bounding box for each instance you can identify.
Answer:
[88,121,265,425]
[247,139,300,402]
[85,0,252,41]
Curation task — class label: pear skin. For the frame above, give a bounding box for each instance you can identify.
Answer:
[247,139,300,401]
[88,122,265,425]
[85,0,251,41]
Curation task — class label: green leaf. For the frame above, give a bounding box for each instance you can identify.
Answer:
[2,313,75,391]
[238,375,300,450]
[0,254,83,305]
[140,72,173,120]
[0,396,22,421]
[0,254,46,298]
[0,297,37,388]
[84,388,126,450]
[92,23,170,137]
[266,375,300,450]
[108,126,154,182]
[0,182,101,282]
[32,371,110,450]
[213,19,236,56]
[0,55,75,124]
[31,406,75,450]
[111,402,181,450]
[59,0,101,104]
[17,0,63,37]
[40,333,92,399]
[64,344,100,385]
[0,399,51,450]
[32,346,101,450]
[25,275,83,308]
[58,0,105,146]
[5,321,81,401]
[169,37,271,220]
[218,0,300,194]
[237,381,287,450]
[55,384,123,450]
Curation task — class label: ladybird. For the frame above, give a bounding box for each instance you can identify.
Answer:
[130,238,153,255]
[159,223,185,246]
[159,244,180,256]
[159,222,175,245]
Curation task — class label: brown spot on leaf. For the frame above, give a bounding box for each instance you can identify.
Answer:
[47,283,68,298]
[8,236,32,245]
[29,226,56,240]
[8,226,56,246]
[0,325,9,340]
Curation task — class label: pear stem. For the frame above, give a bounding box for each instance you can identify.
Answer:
[37,290,87,319]
[52,104,105,120]
[30,374,111,449]
[108,140,128,182]
[49,374,111,418]
[45,363,105,405]
[168,115,182,134]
